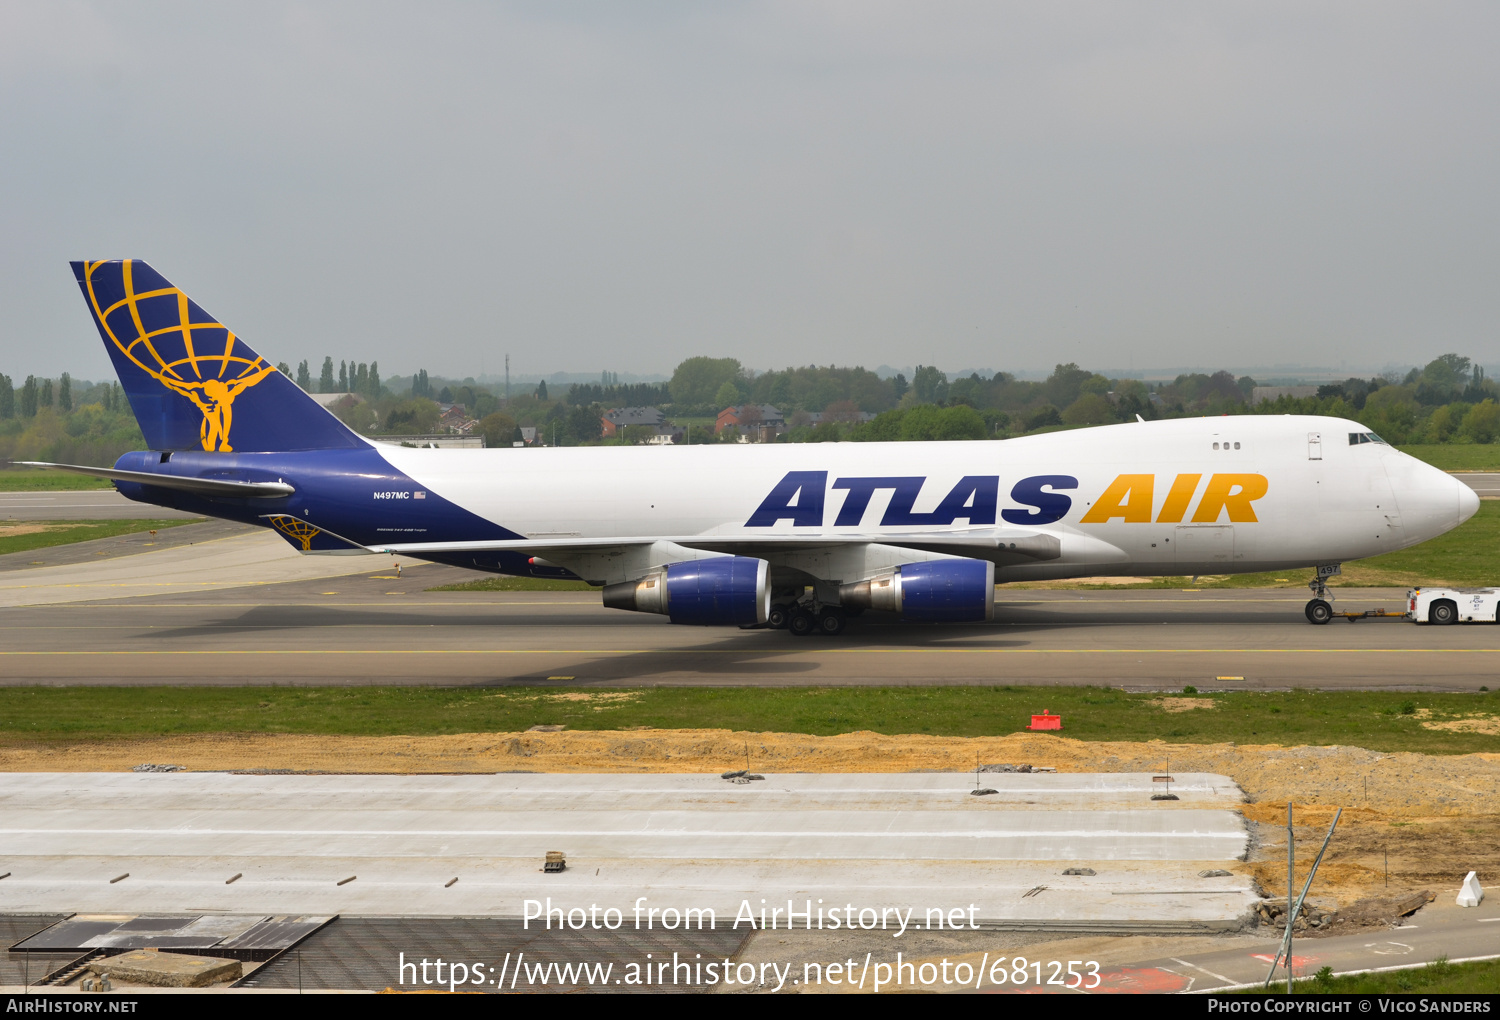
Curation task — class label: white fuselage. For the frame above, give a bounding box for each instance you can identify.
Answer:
[375,415,1476,587]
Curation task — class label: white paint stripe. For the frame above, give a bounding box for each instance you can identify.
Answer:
[1171,957,1237,985]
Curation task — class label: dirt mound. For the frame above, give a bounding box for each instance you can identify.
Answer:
[1,730,1495,816]
[1253,891,1434,938]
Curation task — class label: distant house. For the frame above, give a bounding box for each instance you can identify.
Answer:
[1253,386,1319,404]
[519,427,537,446]
[374,434,484,449]
[437,403,478,434]
[802,410,875,426]
[715,404,785,440]
[601,406,667,438]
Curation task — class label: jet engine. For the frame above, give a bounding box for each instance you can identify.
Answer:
[602,556,770,626]
[839,558,994,622]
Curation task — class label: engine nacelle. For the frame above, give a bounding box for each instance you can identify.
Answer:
[839,558,994,622]
[602,556,770,626]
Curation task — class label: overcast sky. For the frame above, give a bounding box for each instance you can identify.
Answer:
[2,1,1497,382]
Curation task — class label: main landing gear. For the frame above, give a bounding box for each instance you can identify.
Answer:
[769,601,846,637]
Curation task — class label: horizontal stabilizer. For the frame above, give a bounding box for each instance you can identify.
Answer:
[13,461,295,499]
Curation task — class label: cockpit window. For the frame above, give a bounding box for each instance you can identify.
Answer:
[1348,432,1388,446]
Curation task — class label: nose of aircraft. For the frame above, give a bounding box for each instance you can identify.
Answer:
[1385,453,1478,542]
[1457,473,1481,525]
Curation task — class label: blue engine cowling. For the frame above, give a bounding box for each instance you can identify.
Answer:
[602,557,770,626]
[839,558,994,622]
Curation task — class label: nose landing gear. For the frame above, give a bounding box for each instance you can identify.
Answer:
[1304,566,1340,625]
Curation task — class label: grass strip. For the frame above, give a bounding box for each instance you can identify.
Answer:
[1399,444,1500,471]
[0,469,114,491]
[0,519,200,557]
[1241,957,1500,994]
[0,686,1495,754]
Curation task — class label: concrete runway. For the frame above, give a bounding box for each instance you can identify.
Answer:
[0,772,1254,929]
[1455,471,1500,498]
[0,552,1492,688]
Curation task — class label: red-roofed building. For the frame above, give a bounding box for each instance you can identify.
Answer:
[715,404,785,442]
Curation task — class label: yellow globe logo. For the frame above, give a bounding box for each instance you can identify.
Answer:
[82,259,277,452]
[267,515,322,551]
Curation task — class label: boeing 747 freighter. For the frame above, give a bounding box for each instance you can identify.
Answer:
[22,260,1479,635]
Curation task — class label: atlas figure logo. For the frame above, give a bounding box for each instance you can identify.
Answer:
[81,259,277,452]
[747,472,1268,527]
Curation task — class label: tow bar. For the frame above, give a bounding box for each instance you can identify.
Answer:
[1330,608,1409,623]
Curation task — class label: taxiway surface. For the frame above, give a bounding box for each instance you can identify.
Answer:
[1,509,1495,688]
[0,489,200,520]
[0,556,1493,688]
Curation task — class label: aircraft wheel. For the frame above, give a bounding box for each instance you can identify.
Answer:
[766,604,790,630]
[1304,599,1333,625]
[816,611,845,636]
[787,610,816,637]
[1430,600,1458,625]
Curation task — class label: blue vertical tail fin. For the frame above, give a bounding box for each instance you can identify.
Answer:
[71,259,365,452]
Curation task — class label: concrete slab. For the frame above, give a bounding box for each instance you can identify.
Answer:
[0,773,1256,930]
[88,949,241,987]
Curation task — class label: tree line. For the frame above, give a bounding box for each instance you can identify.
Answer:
[3,351,1495,468]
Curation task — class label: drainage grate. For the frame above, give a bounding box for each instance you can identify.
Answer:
[10,913,333,962]
[238,916,751,993]
[1,915,77,988]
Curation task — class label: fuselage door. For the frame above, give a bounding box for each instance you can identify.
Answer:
[1175,525,1234,570]
[1307,432,1322,460]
